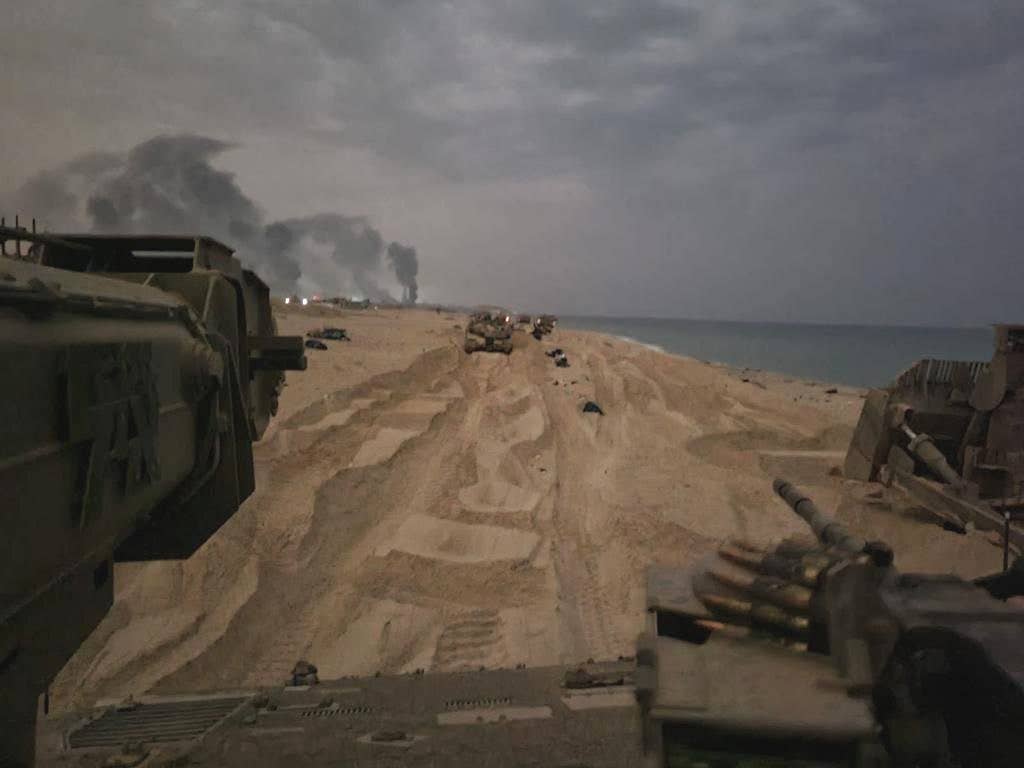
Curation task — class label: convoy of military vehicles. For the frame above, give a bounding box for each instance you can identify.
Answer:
[2,222,1022,767]
[463,310,560,354]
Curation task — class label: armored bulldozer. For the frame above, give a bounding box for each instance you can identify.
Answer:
[0,226,304,765]
[464,311,513,354]
[844,324,1024,549]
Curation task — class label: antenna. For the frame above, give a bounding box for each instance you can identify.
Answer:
[0,221,93,253]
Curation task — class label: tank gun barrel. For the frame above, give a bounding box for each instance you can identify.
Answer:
[772,478,866,554]
[897,421,965,489]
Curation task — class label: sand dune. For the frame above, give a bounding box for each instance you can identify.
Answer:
[50,307,1006,709]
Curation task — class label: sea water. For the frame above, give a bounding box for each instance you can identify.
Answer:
[560,316,993,388]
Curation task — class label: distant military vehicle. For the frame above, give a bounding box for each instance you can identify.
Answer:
[0,226,305,765]
[464,311,513,354]
[532,314,557,340]
[844,324,1024,553]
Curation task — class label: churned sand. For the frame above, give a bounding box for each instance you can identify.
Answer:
[50,305,1006,709]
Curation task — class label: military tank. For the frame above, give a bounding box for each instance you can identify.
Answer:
[464,311,513,354]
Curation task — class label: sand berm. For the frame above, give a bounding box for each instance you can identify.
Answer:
[52,306,1004,708]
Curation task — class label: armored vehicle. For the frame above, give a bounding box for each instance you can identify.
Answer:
[532,314,557,340]
[0,226,304,765]
[464,311,513,354]
[845,324,1024,552]
[29,479,1024,768]
[639,479,1024,767]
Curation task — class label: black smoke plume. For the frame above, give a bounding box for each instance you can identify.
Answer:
[271,214,392,302]
[16,134,420,300]
[386,242,419,304]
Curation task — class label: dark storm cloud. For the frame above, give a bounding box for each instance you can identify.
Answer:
[248,1,1024,196]
[19,134,418,299]
[252,1,462,171]
[472,1,1024,170]
[487,0,701,56]
[7,1,1024,323]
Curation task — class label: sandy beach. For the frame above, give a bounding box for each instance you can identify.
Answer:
[50,306,1006,710]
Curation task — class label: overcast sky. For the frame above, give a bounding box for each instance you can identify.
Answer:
[5,1,1023,324]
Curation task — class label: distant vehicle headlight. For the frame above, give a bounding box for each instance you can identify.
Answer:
[301,297,309,306]
[284,297,291,305]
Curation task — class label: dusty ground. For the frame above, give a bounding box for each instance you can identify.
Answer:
[51,307,1006,709]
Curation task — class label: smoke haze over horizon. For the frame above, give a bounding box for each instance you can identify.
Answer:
[4,2,1023,322]
[17,134,418,301]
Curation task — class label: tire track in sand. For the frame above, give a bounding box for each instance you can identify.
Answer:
[148,347,465,692]
[432,609,506,670]
[539,344,632,663]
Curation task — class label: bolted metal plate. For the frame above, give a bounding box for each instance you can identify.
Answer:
[69,697,247,748]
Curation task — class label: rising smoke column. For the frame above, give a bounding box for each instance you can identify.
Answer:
[386,242,419,304]
[19,152,122,230]
[271,213,393,302]
[261,221,302,286]
[84,135,263,235]
[15,133,420,300]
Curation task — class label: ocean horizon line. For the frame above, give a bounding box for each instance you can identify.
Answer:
[554,314,993,388]
[559,313,996,332]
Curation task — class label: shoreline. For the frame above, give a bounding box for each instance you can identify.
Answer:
[558,315,992,390]
[624,331,868,391]
[580,326,870,390]
[564,326,867,423]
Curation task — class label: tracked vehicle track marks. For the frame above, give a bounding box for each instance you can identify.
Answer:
[433,610,506,670]
[56,321,876,708]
